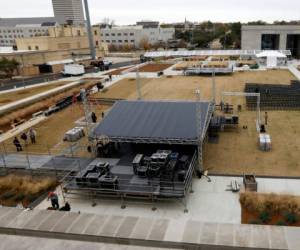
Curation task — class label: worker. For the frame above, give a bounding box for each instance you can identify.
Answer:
[109,74,112,81]
[91,112,97,123]
[20,132,28,145]
[60,202,71,212]
[48,192,59,210]
[264,112,268,125]
[13,137,22,152]
[101,112,105,119]
[28,128,37,144]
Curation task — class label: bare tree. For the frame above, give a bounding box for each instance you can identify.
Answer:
[139,37,151,51]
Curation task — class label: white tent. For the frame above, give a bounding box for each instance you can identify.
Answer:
[256,51,287,68]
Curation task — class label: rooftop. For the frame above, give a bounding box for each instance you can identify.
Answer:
[0,17,57,27]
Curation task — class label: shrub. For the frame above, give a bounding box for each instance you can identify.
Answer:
[1,190,16,200]
[283,212,298,224]
[276,221,286,226]
[14,193,25,202]
[249,219,261,225]
[259,211,271,224]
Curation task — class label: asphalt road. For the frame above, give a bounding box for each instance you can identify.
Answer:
[0,60,140,91]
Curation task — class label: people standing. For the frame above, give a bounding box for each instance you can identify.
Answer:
[264,112,268,125]
[91,112,97,123]
[13,137,22,152]
[109,74,112,81]
[20,132,28,145]
[48,192,59,210]
[28,128,37,144]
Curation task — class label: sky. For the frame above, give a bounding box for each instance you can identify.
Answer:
[0,0,299,25]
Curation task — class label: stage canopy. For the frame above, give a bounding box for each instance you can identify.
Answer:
[92,100,213,145]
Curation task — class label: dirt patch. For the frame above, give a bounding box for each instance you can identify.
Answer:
[0,175,57,207]
[105,66,132,76]
[132,63,173,72]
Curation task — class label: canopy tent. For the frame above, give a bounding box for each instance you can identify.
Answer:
[256,51,287,68]
[92,100,214,145]
[144,50,291,58]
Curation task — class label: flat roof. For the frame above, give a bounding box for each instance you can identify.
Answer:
[92,100,213,145]
[0,17,56,27]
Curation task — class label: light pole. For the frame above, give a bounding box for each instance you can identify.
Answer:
[83,0,96,60]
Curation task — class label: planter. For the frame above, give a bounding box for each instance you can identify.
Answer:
[243,174,257,192]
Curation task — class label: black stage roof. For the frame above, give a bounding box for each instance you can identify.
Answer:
[92,100,213,145]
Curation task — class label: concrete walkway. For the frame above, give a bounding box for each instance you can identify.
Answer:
[0,206,298,249]
[288,65,300,80]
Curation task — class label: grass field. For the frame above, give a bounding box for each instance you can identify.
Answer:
[0,81,71,106]
[4,104,110,154]
[92,69,300,177]
[92,69,295,104]
[2,69,299,176]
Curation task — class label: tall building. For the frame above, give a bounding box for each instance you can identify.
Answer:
[52,0,85,25]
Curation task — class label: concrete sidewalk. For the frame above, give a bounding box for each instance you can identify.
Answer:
[0,206,298,249]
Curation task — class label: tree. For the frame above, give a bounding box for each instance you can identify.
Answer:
[139,37,151,50]
[0,57,20,79]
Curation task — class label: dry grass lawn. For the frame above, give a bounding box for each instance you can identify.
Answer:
[92,69,300,177]
[0,81,71,106]
[92,69,295,105]
[4,103,110,154]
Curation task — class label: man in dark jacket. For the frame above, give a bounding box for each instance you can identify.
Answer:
[13,137,22,152]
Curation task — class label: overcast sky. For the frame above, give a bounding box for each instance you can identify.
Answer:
[0,0,299,25]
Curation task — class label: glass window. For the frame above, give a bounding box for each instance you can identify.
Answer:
[130,33,134,36]
[28,46,31,50]
[35,46,39,50]
[111,33,115,36]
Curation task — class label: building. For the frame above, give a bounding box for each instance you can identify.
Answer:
[242,25,300,58]
[52,0,85,25]
[100,22,175,49]
[0,25,107,76]
[0,17,57,47]
[15,25,103,52]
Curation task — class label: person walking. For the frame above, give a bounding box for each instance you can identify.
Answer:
[91,112,97,123]
[28,128,37,144]
[13,137,22,152]
[20,132,28,145]
[264,112,268,125]
[48,192,59,210]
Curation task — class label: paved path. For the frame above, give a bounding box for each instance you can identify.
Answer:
[288,65,300,80]
[0,207,298,249]
[0,153,92,171]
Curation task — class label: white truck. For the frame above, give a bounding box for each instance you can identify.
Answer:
[62,64,85,76]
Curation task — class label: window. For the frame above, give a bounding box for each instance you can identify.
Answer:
[112,40,116,43]
[124,40,128,43]
[130,33,134,36]
[111,33,115,36]
[117,33,121,36]
[94,30,98,35]
[118,40,122,43]
[131,40,135,43]
[8,30,11,33]
[29,29,32,32]
[106,40,110,43]
[105,33,109,36]
[77,30,81,36]
[35,46,39,50]
[95,41,99,46]
[12,30,15,33]
[123,33,128,36]
[28,46,31,50]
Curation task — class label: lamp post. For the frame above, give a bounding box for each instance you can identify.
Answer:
[83,0,96,60]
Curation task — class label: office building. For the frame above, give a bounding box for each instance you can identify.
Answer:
[100,22,175,49]
[52,0,85,25]
[0,17,57,47]
[242,25,300,58]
